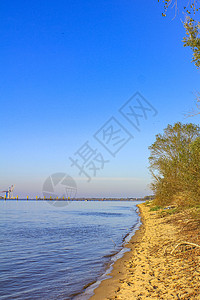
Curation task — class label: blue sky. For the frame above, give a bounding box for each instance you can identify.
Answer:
[1,0,199,198]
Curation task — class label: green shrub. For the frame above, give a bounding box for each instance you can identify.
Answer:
[150,205,162,211]
[149,123,200,208]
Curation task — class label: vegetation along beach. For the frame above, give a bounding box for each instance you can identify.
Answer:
[90,122,200,299]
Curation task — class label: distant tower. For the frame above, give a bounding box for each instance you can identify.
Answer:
[1,185,15,199]
[9,185,15,199]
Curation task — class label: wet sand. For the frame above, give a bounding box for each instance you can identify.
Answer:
[90,203,200,300]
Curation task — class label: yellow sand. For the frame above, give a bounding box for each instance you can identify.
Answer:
[90,203,200,300]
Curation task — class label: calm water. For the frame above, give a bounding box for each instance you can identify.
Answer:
[0,200,141,299]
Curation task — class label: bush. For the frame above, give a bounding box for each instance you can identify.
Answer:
[150,205,162,211]
[149,123,200,208]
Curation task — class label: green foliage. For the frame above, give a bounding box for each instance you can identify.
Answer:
[159,207,178,217]
[158,0,200,69]
[150,205,162,211]
[183,17,200,68]
[149,122,200,207]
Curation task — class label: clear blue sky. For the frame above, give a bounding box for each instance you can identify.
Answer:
[1,0,199,198]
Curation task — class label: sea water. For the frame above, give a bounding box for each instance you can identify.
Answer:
[0,200,141,299]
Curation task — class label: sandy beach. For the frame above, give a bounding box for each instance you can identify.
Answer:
[90,203,200,300]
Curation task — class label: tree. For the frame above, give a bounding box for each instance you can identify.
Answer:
[183,15,200,68]
[149,122,200,206]
[158,0,200,68]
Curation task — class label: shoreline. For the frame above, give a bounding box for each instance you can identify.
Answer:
[87,204,145,300]
[74,205,142,300]
[89,203,200,299]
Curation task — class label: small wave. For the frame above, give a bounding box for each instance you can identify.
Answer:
[80,212,124,217]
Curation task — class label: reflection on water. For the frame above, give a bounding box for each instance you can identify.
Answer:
[0,200,140,299]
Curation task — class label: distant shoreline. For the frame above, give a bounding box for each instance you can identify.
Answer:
[0,198,145,201]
